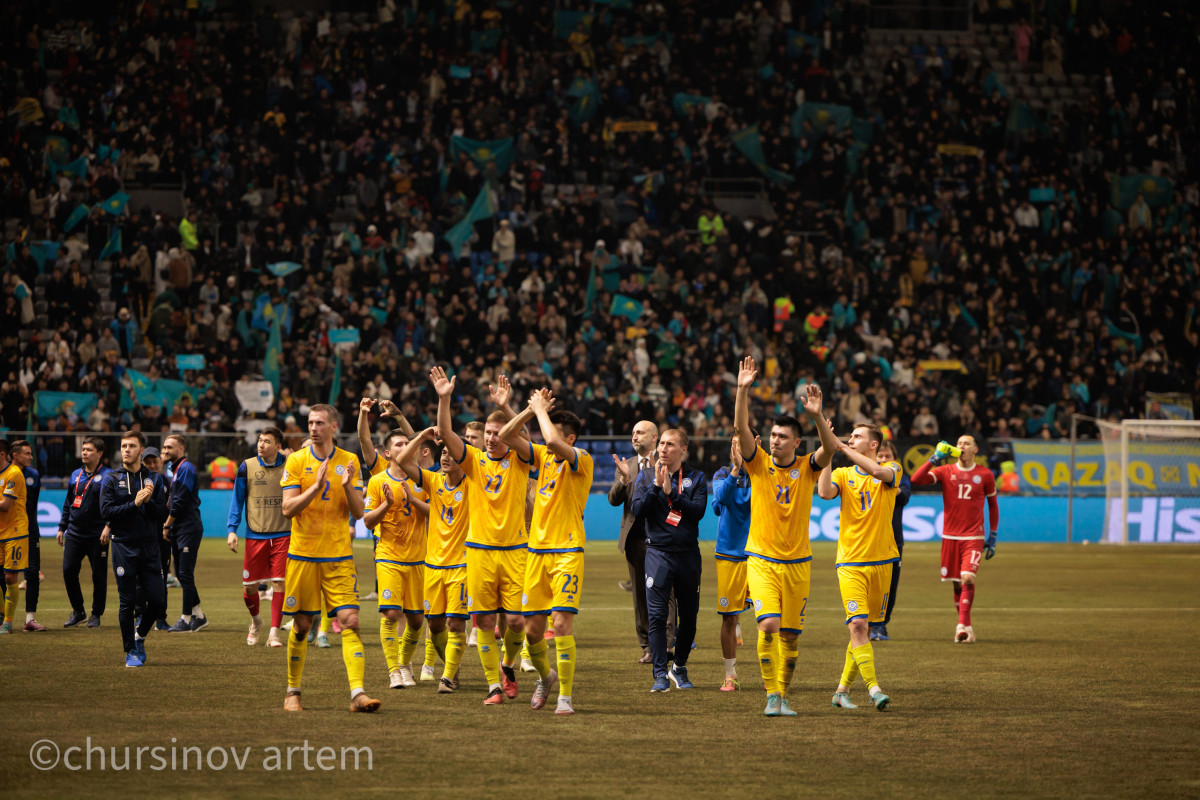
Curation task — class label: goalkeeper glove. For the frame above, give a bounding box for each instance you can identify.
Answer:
[984,532,997,560]
[929,441,951,465]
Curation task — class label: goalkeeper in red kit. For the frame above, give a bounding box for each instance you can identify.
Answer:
[911,435,999,644]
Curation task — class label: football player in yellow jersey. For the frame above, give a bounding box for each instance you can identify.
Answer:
[364,430,431,690]
[734,356,839,717]
[818,424,901,712]
[499,389,594,716]
[431,366,533,706]
[0,439,29,633]
[279,404,379,714]
[398,428,470,694]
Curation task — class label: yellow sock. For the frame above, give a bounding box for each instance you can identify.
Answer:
[850,642,879,694]
[432,629,448,663]
[757,631,778,694]
[319,611,331,635]
[777,635,799,697]
[398,623,421,666]
[477,626,501,688]
[423,631,438,669]
[443,631,465,682]
[286,625,308,690]
[4,584,18,624]
[556,634,577,696]
[341,628,366,693]
[502,627,524,666]
[527,637,553,681]
[379,617,399,672]
[839,643,859,689]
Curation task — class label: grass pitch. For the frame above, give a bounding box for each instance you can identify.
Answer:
[2,541,1199,799]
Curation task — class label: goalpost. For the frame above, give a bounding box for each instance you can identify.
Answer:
[1096,419,1200,544]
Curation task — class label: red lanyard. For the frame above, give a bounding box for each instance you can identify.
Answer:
[75,468,101,496]
[664,467,684,508]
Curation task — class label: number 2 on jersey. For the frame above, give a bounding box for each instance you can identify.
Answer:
[320,481,330,501]
[484,475,505,494]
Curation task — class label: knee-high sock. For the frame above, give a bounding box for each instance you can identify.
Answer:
[398,623,422,666]
[757,631,778,694]
[527,637,553,682]
[270,592,284,629]
[476,626,501,688]
[959,584,975,626]
[379,617,399,672]
[423,629,438,668]
[502,627,524,666]
[839,642,859,689]
[341,628,366,693]
[777,635,799,697]
[444,630,465,682]
[953,582,962,613]
[319,610,331,634]
[556,634,577,696]
[244,592,260,617]
[4,584,19,624]
[431,629,448,663]
[850,642,880,694]
[287,625,308,691]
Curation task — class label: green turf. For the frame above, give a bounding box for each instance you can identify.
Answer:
[3,541,1199,798]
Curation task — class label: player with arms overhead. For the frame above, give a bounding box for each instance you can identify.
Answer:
[818,425,902,711]
[499,389,594,715]
[734,356,839,717]
[911,436,999,643]
[279,404,378,713]
[432,367,532,706]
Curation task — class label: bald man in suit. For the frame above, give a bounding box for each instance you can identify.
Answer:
[610,420,675,663]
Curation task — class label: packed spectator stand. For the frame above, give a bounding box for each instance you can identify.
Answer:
[2,0,1198,487]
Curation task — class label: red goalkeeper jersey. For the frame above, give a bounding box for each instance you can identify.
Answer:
[933,463,996,540]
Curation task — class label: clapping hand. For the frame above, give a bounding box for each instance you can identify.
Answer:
[340,461,357,489]
[315,457,330,485]
[381,482,394,507]
[729,436,743,475]
[613,454,631,483]
[529,387,552,415]
[489,373,512,407]
[134,484,153,507]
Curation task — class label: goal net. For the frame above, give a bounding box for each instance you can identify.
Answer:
[1098,420,1200,544]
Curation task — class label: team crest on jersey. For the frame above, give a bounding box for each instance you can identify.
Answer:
[242,569,250,579]
[871,477,881,484]
[116,566,125,576]
[973,475,982,484]
[719,596,729,608]
[424,600,431,611]
[467,595,474,608]
[25,476,34,486]
[790,469,800,480]
[382,589,393,600]
[754,599,763,611]
[522,593,529,605]
[335,464,346,475]
[454,491,463,502]
[940,566,949,577]
[645,576,654,589]
[286,596,297,607]
[847,600,859,612]
[501,460,510,469]
[682,477,693,488]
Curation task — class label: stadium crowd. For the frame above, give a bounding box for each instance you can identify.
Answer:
[3,0,1199,470]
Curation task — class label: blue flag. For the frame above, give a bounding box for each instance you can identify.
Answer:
[99,191,130,216]
[329,327,360,345]
[786,30,822,60]
[34,391,97,422]
[176,354,206,373]
[566,79,602,125]
[554,10,595,38]
[63,204,89,233]
[99,228,122,260]
[45,135,71,163]
[263,314,282,396]
[672,93,710,118]
[329,352,342,405]
[1111,174,1173,210]
[32,241,60,272]
[266,261,304,278]
[449,65,471,79]
[730,126,794,185]
[471,28,501,51]
[791,103,852,139]
[444,183,499,253]
[1006,102,1047,135]
[610,294,644,321]
[449,136,515,174]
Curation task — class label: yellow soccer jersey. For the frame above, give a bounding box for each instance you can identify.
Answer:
[365,467,429,563]
[281,446,363,560]
[0,463,28,539]
[420,469,469,567]
[527,442,593,552]
[361,452,390,479]
[743,447,819,563]
[457,443,532,548]
[831,461,902,566]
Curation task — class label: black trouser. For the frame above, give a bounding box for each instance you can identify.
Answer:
[624,536,675,652]
[112,539,165,654]
[645,546,701,679]
[172,524,202,616]
[24,532,41,613]
[884,535,903,625]
[63,535,108,617]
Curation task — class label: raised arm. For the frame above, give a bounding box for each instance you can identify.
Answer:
[817,461,839,500]
[734,355,758,461]
[357,396,379,470]
[431,366,464,462]
[497,404,537,456]
[378,397,416,438]
[489,373,529,439]
[397,427,438,482]
[803,384,839,469]
[530,389,575,464]
[838,440,898,483]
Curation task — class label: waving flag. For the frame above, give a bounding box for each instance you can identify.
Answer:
[672,93,710,118]
[99,191,130,217]
[449,136,515,174]
[266,261,303,278]
[730,126,794,185]
[1111,174,1173,210]
[45,135,71,163]
[263,313,282,395]
[99,228,122,260]
[471,28,501,51]
[444,183,498,253]
[610,294,644,321]
[63,204,90,233]
[791,103,852,139]
[786,30,821,60]
[566,78,602,125]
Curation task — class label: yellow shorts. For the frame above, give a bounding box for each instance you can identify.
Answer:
[377,560,425,615]
[522,550,583,615]
[282,556,360,618]
[466,546,526,616]
[836,563,894,624]
[747,556,810,633]
[1,534,28,573]
[715,557,752,616]
[424,565,468,619]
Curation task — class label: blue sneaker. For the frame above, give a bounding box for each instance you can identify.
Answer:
[650,675,670,693]
[155,618,170,632]
[167,618,191,633]
[125,651,144,668]
[189,616,209,632]
[876,625,890,641]
[764,693,782,716]
[668,664,693,689]
[868,624,881,641]
[832,691,858,709]
[135,638,146,664]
